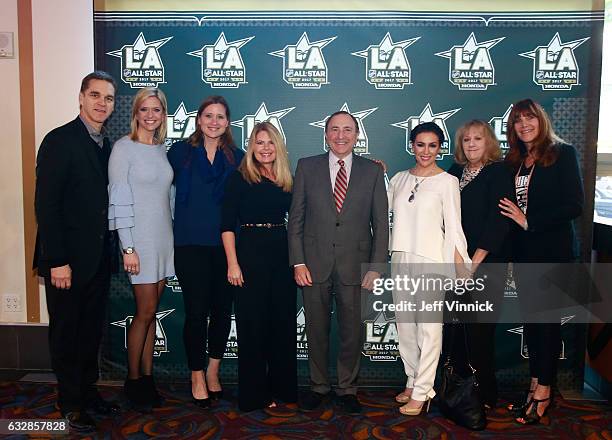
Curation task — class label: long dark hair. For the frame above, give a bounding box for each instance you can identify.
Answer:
[505,98,561,170]
[188,95,237,165]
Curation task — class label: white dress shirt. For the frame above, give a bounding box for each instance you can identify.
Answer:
[328,150,353,190]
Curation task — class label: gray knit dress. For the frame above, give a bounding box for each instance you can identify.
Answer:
[108,136,175,284]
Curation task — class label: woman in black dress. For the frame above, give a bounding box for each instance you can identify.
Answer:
[448,120,514,409]
[221,121,297,411]
[499,99,584,424]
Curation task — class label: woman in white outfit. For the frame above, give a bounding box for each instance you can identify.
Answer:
[388,122,470,415]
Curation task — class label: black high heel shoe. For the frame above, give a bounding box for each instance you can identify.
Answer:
[507,388,535,416]
[207,388,223,400]
[191,382,211,408]
[516,396,551,425]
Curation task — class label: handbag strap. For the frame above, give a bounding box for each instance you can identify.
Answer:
[445,322,477,375]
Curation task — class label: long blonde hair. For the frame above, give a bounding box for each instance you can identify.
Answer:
[239,122,292,192]
[129,87,168,143]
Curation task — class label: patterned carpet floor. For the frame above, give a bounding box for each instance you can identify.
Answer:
[0,381,610,439]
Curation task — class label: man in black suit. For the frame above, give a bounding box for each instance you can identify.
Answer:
[34,71,118,431]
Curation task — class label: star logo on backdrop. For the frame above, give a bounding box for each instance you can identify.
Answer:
[106,32,172,88]
[391,103,460,158]
[269,32,337,89]
[507,315,574,359]
[519,33,589,90]
[435,32,504,90]
[232,102,295,150]
[310,103,377,155]
[352,33,420,89]
[111,309,174,357]
[187,32,254,88]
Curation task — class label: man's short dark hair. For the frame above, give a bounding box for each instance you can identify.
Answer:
[80,71,117,94]
[325,110,359,133]
[409,121,445,145]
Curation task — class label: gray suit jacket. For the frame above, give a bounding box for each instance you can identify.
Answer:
[288,153,389,285]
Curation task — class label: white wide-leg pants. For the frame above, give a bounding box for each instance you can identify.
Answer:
[391,251,443,401]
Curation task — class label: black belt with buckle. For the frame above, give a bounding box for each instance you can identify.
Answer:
[240,223,286,228]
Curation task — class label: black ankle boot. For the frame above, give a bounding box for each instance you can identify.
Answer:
[141,375,163,408]
[124,378,146,406]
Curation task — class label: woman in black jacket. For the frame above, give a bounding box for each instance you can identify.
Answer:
[448,120,514,408]
[499,99,584,424]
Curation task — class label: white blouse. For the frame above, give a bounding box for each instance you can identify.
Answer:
[388,170,470,265]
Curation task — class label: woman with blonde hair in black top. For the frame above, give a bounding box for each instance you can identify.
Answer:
[448,119,514,409]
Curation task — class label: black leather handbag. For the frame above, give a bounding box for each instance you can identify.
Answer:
[437,323,487,431]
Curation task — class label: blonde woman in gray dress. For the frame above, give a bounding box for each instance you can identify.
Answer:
[388,122,470,416]
[108,87,174,408]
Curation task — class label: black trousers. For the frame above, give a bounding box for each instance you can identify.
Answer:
[235,229,297,411]
[444,262,506,406]
[45,257,110,413]
[524,323,561,386]
[175,245,233,371]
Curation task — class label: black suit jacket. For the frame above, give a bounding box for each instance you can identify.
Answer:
[509,143,584,263]
[448,161,515,263]
[34,117,111,287]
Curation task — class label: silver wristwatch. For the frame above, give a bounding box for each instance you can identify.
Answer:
[123,247,135,254]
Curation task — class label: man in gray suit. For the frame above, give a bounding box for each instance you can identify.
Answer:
[288,111,388,413]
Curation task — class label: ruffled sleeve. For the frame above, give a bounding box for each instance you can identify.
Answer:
[442,174,470,269]
[108,139,135,248]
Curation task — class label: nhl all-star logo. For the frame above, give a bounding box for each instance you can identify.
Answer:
[223,314,239,359]
[187,33,254,89]
[507,315,573,359]
[362,311,400,361]
[352,32,420,90]
[519,33,589,91]
[269,32,336,89]
[489,104,513,154]
[164,275,183,292]
[435,32,504,91]
[392,103,460,159]
[165,103,197,148]
[503,263,517,298]
[111,309,174,357]
[310,103,377,155]
[231,102,295,150]
[296,307,308,360]
[107,32,172,89]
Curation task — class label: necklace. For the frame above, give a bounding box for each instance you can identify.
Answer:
[408,167,437,203]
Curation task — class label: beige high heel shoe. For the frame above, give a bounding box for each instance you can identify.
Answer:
[399,397,431,416]
[395,388,413,403]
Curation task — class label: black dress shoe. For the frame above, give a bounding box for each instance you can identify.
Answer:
[299,390,327,410]
[63,411,97,432]
[193,396,211,408]
[86,396,121,416]
[208,388,223,400]
[336,394,362,414]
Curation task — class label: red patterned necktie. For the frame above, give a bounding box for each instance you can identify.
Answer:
[334,159,348,213]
